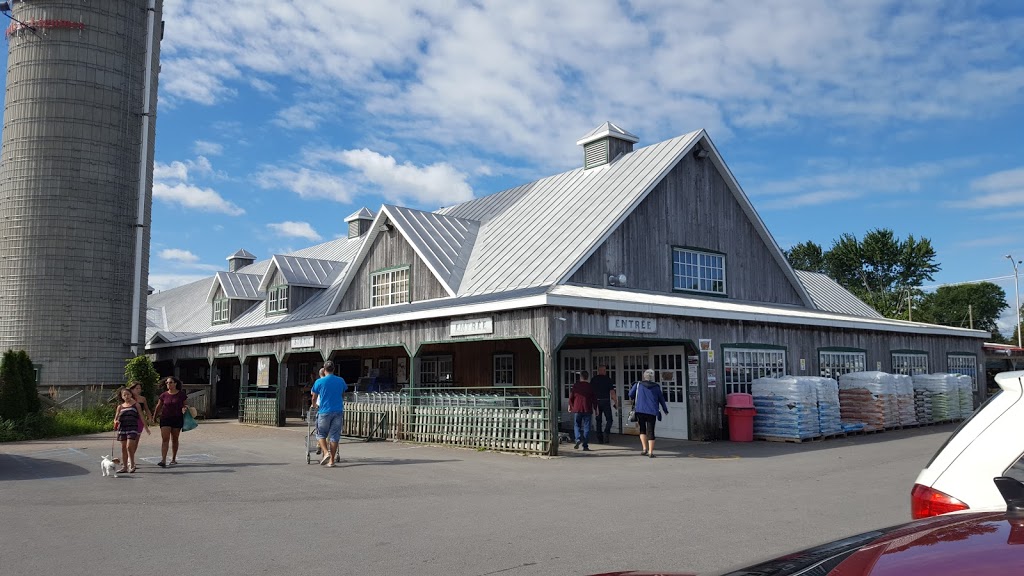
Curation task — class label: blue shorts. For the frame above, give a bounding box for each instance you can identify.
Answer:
[316,412,343,443]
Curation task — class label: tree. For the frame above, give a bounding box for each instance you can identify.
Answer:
[0,350,26,420]
[16,350,40,414]
[823,229,940,319]
[916,282,1007,333]
[124,355,159,407]
[784,241,827,273]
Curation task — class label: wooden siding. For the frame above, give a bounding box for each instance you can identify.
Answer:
[418,338,542,390]
[338,226,449,311]
[607,138,634,163]
[290,286,321,311]
[229,299,255,322]
[266,267,282,287]
[569,153,804,306]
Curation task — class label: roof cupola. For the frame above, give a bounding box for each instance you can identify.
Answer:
[576,122,639,169]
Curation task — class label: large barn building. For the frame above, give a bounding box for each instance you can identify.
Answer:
[146,124,986,454]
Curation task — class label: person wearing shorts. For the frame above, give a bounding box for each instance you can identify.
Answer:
[153,376,188,468]
[312,360,348,467]
[114,387,149,473]
[628,369,669,458]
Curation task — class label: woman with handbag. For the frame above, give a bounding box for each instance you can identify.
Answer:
[628,369,669,458]
[152,376,189,468]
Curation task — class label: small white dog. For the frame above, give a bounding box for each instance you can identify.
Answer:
[100,455,121,478]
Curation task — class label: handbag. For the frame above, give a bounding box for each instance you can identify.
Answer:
[182,410,199,432]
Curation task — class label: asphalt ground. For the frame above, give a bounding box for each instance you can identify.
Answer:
[0,420,959,576]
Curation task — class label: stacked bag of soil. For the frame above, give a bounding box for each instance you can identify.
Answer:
[838,371,897,431]
[893,374,918,427]
[752,377,821,440]
[956,374,974,418]
[912,373,957,422]
[811,376,843,436]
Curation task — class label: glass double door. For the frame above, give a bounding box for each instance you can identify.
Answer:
[560,347,689,440]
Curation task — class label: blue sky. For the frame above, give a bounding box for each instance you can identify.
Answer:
[5,1,1024,333]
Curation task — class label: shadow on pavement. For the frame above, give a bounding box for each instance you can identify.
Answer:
[0,454,90,481]
[331,458,460,468]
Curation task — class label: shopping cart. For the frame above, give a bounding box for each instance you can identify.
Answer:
[305,404,341,465]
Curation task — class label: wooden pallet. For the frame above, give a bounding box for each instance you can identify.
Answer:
[818,432,847,440]
[755,435,815,444]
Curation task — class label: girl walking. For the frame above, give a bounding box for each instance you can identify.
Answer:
[152,376,189,467]
[113,387,149,473]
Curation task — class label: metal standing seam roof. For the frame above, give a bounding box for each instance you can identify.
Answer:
[207,272,264,302]
[344,207,374,222]
[384,205,480,295]
[447,131,703,296]
[794,270,885,318]
[575,121,640,145]
[227,248,256,260]
[260,254,346,289]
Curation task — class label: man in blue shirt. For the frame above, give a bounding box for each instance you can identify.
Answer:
[312,360,348,467]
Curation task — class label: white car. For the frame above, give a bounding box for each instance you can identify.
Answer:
[911,370,1024,518]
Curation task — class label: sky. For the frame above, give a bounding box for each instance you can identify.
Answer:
[4,1,1024,334]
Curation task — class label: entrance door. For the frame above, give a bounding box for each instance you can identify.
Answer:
[560,351,588,431]
[650,347,688,439]
[591,353,619,433]
[619,352,649,436]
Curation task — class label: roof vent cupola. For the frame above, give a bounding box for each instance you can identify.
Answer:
[227,248,256,272]
[576,122,639,169]
[345,208,375,239]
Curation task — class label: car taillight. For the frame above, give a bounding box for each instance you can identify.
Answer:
[911,483,970,519]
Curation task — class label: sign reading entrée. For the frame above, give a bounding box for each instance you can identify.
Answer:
[217,343,235,355]
[450,317,493,337]
[290,335,315,349]
[608,315,657,333]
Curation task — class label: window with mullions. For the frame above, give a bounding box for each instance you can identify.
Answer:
[673,248,725,294]
[948,354,978,391]
[371,267,410,307]
[892,352,928,376]
[419,355,453,388]
[723,347,786,395]
[212,298,230,324]
[494,354,514,387]
[266,285,289,314]
[819,350,866,379]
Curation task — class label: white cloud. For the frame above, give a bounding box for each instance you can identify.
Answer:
[193,140,223,156]
[158,248,200,264]
[949,167,1024,209]
[148,273,211,292]
[272,101,334,130]
[254,167,352,202]
[153,158,244,215]
[338,149,473,206]
[761,190,862,210]
[157,2,1024,167]
[267,221,322,241]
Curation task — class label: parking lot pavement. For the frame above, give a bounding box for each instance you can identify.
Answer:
[0,420,958,576]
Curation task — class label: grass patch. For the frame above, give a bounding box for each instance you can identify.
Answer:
[0,405,115,442]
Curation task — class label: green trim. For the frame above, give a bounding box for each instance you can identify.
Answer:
[946,351,979,358]
[720,343,789,384]
[327,343,412,358]
[721,343,787,351]
[212,297,231,324]
[371,264,411,273]
[266,284,290,315]
[890,349,928,355]
[492,352,515,387]
[817,346,867,354]
[670,245,727,296]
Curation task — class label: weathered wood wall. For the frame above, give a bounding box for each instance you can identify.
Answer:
[338,226,449,311]
[418,338,542,389]
[570,152,805,306]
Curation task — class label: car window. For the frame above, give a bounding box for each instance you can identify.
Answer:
[925,390,1002,468]
[1006,454,1024,483]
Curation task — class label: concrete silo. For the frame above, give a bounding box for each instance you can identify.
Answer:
[0,0,163,387]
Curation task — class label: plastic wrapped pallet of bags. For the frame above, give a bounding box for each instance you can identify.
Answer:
[838,371,894,431]
[892,374,918,427]
[912,375,934,424]
[810,376,843,436]
[752,377,820,439]
[913,373,952,422]
[944,374,962,420]
[956,374,974,417]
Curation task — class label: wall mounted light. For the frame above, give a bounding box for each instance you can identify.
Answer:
[607,273,627,287]
[378,221,393,233]
[693,147,709,159]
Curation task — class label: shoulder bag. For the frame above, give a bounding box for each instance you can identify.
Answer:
[627,382,638,422]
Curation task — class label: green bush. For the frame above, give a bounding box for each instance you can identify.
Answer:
[124,355,159,407]
[0,404,115,442]
[17,350,40,414]
[0,349,26,421]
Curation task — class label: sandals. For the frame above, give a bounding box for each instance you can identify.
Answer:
[640,450,648,456]
[129,466,137,473]
[116,467,129,474]
[157,461,166,468]
[319,455,331,466]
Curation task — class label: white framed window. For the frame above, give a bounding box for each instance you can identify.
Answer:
[371,267,410,308]
[212,298,230,324]
[819,350,866,379]
[267,285,289,314]
[892,352,928,376]
[419,355,453,388]
[948,354,978,390]
[673,248,726,294]
[493,354,514,387]
[723,347,787,395]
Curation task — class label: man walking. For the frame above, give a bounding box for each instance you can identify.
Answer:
[568,370,597,451]
[590,365,617,443]
[312,360,348,467]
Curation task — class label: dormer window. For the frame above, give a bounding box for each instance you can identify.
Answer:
[212,298,230,324]
[267,285,289,314]
[370,266,410,307]
[672,247,726,295]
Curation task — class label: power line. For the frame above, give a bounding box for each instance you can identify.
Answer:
[920,274,1017,290]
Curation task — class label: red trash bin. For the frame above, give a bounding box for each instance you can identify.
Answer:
[724,393,756,442]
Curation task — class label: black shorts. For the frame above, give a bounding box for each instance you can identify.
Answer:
[637,413,657,439]
[160,416,184,429]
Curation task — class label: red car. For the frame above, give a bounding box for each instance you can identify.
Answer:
[593,477,1024,576]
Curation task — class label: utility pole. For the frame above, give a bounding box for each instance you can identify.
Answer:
[1008,255,1021,348]
[968,304,973,330]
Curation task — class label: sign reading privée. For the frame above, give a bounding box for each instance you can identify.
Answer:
[608,315,657,333]
[450,317,493,337]
[290,335,315,349]
[217,343,235,355]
